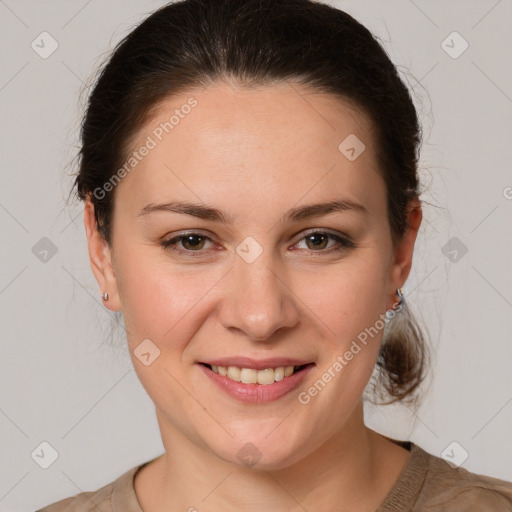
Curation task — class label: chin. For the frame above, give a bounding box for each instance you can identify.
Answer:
[208,430,312,471]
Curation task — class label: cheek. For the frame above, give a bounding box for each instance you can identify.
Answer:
[114,245,221,350]
[300,257,389,339]
[292,262,389,431]
[115,240,390,348]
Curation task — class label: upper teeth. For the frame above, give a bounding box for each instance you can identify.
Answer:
[211,365,297,385]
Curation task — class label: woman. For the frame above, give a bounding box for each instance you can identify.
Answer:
[38,0,512,510]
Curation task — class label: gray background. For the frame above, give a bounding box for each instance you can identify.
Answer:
[0,0,511,510]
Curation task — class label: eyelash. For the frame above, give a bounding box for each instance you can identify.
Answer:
[160,230,355,258]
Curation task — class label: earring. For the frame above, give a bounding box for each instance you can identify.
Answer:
[102,292,109,301]
[396,287,404,307]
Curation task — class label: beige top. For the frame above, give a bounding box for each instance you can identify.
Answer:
[37,440,512,511]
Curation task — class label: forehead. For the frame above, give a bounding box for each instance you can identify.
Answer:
[115,81,386,220]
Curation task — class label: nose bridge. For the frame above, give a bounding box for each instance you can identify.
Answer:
[219,245,298,341]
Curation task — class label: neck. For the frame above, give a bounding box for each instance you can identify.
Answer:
[135,401,409,512]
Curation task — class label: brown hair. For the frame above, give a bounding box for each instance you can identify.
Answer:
[74,0,429,405]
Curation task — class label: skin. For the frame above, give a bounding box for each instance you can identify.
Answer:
[84,81,422,511]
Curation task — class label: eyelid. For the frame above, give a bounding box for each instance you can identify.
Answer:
[161,230,217,254]
[162,228,354,256]
[292,227,347,243]
[290,229,354,253]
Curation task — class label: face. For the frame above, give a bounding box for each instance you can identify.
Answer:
[85,81,420,470]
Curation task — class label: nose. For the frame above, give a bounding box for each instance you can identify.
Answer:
[218,253,300,342]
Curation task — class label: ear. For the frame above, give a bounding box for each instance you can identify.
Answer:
[387,197,422,309]
[83,197,122,311]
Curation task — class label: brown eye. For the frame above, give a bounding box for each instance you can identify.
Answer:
[161,230,354,258]
[180,234,207,250]
[295,231,353,253]
[304,233,330,250]
[161,233,215,255]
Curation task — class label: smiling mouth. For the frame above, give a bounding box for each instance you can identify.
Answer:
[199,363,313,385]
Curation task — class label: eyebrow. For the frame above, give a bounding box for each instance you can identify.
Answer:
[138,198,368,224]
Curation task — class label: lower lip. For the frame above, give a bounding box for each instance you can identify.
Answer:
[197,364,314,404]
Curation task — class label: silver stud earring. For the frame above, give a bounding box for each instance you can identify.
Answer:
[102,292,109,301]
[396,287,404,307]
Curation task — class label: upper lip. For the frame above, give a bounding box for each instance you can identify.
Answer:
[199,357,314,370]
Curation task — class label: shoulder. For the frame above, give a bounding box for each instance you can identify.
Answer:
[414,444,512,511]
[35,462,144,512]
[35,483,113,512]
